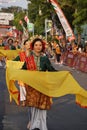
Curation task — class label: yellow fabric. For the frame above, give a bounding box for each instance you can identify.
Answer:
[6,60,87,107]
[0,47,4,50]
[0,49,21,60]
[6,60,24,104]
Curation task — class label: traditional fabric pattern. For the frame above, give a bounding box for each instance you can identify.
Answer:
[24,55,52,109]
[25,85,52,110]
[19,51,26,61]
[25,55,37,70]
[33,54,40,70]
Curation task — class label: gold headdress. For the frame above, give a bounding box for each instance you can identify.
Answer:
[30,35,46,42]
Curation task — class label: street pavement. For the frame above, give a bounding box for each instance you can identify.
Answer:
[0,62,87,130]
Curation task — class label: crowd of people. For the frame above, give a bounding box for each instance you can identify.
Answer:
[0,37,21,50]
[45,38,87,65]
[0,34,87,130]
[0,35,56,130]
[0,35,87,66]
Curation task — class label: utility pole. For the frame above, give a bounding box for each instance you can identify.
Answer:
[45,18,52,41]
[45,18,47,41]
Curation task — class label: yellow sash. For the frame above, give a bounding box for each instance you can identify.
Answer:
[6,60,87,108]
[0,49,21,60]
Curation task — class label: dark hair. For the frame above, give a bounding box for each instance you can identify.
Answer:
[8,38,14,43]
[30,38,45,52]
[14,40,19,43]
[24,39,29,45]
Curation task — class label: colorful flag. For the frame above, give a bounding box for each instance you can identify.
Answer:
[19,20,29,41]
[48,0,75,41]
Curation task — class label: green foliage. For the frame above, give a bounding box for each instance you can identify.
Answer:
[1,0,87,37]
[28,0,53,35]
[58,0,87,34]
[1,6,27,31]
[13,11,26,31]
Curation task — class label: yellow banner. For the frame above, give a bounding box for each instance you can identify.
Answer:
[0,49,21,60]
[0,47,4,50]
[6,60,87,108]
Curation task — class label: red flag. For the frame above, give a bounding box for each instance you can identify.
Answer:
[24,16,29,23]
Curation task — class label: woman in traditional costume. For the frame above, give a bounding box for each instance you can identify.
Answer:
[22,37,56,130]
[13,39,31,106]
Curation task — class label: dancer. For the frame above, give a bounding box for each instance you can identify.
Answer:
[22,37,56,130]
[13,39,31,106]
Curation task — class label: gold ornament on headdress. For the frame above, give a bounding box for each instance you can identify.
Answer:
[30,35,46,42]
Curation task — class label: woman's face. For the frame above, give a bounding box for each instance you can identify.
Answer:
[33,41,43,53]
[25,41,30,50]
[14,41,18,46]
[8,39,13,45]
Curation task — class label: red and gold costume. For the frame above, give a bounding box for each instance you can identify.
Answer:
[23,53,55,110]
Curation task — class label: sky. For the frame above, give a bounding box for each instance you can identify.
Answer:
[0,0,28,9]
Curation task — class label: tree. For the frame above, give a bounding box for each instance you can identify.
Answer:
[57,0,87,43]
[28,0,75,36]
[0,6,27,31]
[28,0,54,35]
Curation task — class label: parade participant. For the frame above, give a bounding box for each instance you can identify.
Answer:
[11,40,20,50]
[6,39,87,130]
[0,38,5,67]
[0,38,4,47]
[22,37,56,130]
[13,39,31,106]
[4,38,14,50]
[55,43,61,64]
